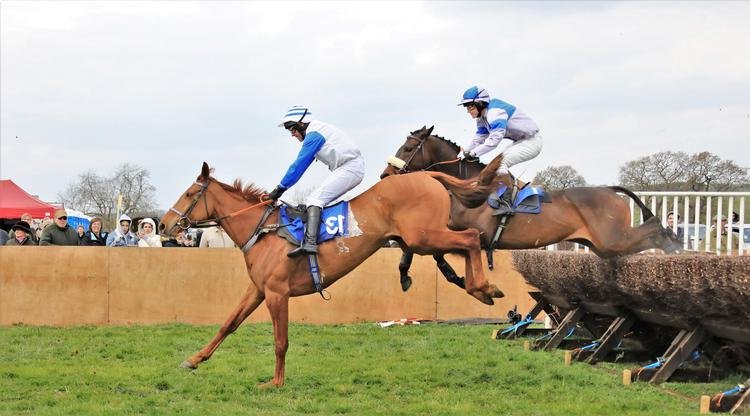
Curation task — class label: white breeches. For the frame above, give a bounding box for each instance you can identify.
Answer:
[305,157,365,207]
[497,133,543,175]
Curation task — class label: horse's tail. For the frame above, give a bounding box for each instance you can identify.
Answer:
[608,186,655,221]
[426,154,506,208]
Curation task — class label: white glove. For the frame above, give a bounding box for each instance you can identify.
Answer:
[457,150,466,160]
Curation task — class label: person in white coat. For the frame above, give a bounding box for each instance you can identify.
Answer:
[267,105,365,257]
[106,214,138,247]
[137,218,162,247]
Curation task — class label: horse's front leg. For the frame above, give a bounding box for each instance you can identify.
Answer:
[181,284,264,369]
[261,289,290,388]
[398,250,414,291]
[433,254,465,289]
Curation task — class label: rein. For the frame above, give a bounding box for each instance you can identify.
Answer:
[168,179,274,233]
[396,134,475,177]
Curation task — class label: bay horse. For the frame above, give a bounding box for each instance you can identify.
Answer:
[159,162,503,387]
[380,126,683,290]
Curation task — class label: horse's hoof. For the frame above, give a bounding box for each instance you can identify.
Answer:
[180,360,197,370]
[400,276,412,292]
[488,285,505,299]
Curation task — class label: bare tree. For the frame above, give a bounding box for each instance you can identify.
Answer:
[618,151,689,191]
[686,152,748,191]
[533,165,586,190]
[618,151,747,191]
[58,164,157,228]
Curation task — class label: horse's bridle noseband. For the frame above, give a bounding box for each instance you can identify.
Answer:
[394,134,427,174]
[167,180,217,236]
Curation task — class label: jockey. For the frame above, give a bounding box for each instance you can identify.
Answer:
[458,86,542,172]
[457,86,542,212]
[267,105,365,257]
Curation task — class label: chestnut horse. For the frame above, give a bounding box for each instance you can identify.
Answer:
[159,162,503,387]
[380,126,683,290]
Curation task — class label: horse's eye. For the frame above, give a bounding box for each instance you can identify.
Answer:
[403,146,413,152]
[185,192,192,197]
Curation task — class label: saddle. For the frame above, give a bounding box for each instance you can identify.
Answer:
[487,182,550,216]
[277,201,350,246]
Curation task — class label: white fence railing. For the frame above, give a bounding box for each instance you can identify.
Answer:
[549,191,749,256]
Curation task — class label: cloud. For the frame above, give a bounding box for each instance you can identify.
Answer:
[1,1,748,210]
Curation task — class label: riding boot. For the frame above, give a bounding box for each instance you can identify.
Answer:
[288,205,321,258]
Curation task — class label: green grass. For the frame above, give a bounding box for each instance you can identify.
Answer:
[0,323,741,415]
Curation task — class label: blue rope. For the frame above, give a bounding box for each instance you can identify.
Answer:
[721,384,747,397]
[642,357,665,370]
[580,341,600,352]
[500,317,533,336]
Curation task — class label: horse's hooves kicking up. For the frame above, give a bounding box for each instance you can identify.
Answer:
[400,276,412,292]
[180,360,197,370]
[472,284,505,305]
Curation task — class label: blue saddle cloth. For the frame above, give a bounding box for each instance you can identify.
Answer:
[279,201,349,244]
[487,184,545,214]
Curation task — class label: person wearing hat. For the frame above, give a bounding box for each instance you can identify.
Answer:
[136,217,162,247]
[699,214,740,253]
[457,86,542,214]
[6,221,36,246]
[106,213,138,247]
[266,105,365,257]
[39,209,80,246]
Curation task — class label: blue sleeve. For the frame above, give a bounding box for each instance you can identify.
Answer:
[279,131,326,188]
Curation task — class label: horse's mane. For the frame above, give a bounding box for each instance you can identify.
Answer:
[412,127,487,169]
[211,177,267,203]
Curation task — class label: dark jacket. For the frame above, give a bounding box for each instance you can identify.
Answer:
[5,236,36,246]
[80,231,108,246]
[39,224,80,246]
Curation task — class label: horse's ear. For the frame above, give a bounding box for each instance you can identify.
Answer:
[426,125,434,136]
[201,162,210,179]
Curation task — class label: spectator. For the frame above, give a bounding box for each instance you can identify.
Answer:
[76,225,85,243]
[699,214,740,253]
[162,230,187,247]
[5,221,36,246]
[0,228,8,246]
[137,218,162,247]
[106,214,138,247]
[39,209,79,246]
[20,213,38,244]
[198,225,236,248]
[81,217,108,246]
[666,211,684,240]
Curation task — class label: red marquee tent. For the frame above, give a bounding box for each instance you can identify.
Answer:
[0,179,58,219]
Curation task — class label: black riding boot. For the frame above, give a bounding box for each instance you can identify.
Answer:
[288,205,321,258]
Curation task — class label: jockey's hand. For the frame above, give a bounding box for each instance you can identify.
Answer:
[460,151,479,162]
[267,185,286,201]
[456,150,466,160]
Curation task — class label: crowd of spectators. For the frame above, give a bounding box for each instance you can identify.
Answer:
[2,210,237,249]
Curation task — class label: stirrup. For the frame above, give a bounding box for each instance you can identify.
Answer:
[288,243,317,258]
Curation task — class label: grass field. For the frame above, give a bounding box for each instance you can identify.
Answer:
[0,323,744,415]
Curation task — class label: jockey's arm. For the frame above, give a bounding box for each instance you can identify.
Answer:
[279,132,325,189]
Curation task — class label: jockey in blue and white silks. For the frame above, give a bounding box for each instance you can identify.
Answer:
[457,86,542,177]
[267,105,365,257]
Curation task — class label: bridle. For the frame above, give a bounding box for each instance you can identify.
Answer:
[392,134,462,174]
[167,180,217,236]
[166,179,275,241]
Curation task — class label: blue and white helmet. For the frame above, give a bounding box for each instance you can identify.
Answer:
[457,86,490,106]
[278,105,313,127]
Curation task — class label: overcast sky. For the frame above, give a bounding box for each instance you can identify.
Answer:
[1,1,748,210]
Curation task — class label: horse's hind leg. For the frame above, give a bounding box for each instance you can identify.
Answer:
[434,254,465,289]
[401,228,502,305]
[399,250,414,292]
[181,284,264,369]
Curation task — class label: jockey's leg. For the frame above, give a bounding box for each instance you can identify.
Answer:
[288,205,321,257]
[496,133,543,175]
